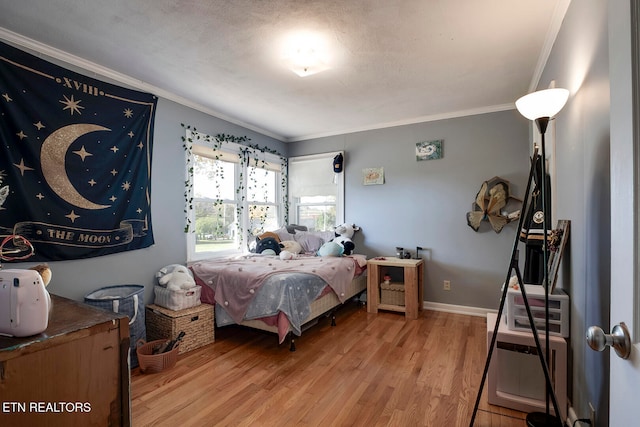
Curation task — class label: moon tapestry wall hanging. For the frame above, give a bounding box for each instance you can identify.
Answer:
[0,40,157,261]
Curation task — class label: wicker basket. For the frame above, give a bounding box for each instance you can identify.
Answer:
[146,303,214,354]
[381,282,405,306]
[136,339,179,373]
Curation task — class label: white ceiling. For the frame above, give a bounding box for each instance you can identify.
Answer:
[0,0,568,142]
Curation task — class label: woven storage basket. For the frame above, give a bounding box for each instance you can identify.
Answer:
[153,285,201,311]
[381,282,405,306]
[145,303,214,354]
[136,339,179,373]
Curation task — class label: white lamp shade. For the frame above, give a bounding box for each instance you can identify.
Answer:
[515,88,569,120]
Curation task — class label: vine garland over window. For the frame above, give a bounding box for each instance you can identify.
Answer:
[181,124,288,245]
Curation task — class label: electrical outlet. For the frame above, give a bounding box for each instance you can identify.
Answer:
[589,402,596,427]
[443,280,451,291]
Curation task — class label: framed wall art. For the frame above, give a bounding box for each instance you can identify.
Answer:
[416,139,443,161]
[547,219,570,292]
[362,167,384,185]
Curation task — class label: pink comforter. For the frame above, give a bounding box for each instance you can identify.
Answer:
[190,254,364,324]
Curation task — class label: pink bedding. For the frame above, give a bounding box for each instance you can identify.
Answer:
[191,254,362,321]
[190,254,366,343]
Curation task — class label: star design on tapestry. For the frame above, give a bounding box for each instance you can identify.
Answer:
[122,181,131,191]
[123,108,133,118]
[72,145,93,161]
[2,93,12,102]
[16,130,27,140]
[59,94,84,115]
[13,158,34,176]
[110,146,119,153]
[65,210,80,223]
[33,121,45,130]
[127,131,134,138]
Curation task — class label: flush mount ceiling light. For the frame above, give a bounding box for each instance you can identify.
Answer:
[282,31,331,77]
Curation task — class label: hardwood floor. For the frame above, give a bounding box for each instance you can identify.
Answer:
[131,303,528,426]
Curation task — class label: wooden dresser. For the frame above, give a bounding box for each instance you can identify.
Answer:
[0,293,131,427]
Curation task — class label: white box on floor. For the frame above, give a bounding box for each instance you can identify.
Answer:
[506,285,570,337]
[487,313,567,420]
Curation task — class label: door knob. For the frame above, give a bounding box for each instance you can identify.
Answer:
[586,322,631,359]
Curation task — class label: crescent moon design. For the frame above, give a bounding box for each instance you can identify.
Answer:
[41,123,111,210]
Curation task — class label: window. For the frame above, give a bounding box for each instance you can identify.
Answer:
[288,152,344,231]
[185,130,285,261]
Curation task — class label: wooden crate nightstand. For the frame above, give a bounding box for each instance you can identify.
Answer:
[367,257,424,319]
[146,303,214,354]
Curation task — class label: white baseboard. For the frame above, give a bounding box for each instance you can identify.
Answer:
[422,301,497,318]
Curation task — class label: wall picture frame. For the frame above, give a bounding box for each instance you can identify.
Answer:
[416,139,443,161]
[547,219,570,292]
[362,167,384,185]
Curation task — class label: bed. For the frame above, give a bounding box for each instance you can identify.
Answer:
[189,253,367,350]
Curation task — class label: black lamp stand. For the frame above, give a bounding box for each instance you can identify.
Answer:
[469,134,562,426]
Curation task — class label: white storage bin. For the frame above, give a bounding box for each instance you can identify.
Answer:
[506,284,569,337]
[487,313,567,419]
[153,285,201,311]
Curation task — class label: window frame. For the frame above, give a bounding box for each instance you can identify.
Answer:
[185,130,285,261]
[288,151,344,230]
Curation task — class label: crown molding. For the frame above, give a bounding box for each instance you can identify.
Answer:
[287,103,515,142]
[528,0,572,91]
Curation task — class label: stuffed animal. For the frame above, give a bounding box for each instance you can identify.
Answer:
[317,241,344,257]
[157,264,197,291]
[29,263,52,286]
[256,236,281,255]
[279,250,296,260]
[258,231,280,243]
[331,223,361,255]
[279,240,303,254]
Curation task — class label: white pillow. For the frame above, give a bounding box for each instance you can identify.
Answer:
[273,226,295,242]
[293,230,331,253]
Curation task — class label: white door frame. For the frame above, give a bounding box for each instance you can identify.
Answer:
[608,1,640,425]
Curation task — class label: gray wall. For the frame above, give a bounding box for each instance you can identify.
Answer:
[288,110,530,309]
[537,0,611,424]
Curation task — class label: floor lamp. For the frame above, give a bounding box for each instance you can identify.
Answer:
[515,87,569,427]
[468,88,569,427]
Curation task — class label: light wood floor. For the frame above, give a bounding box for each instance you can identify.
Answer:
[131,303,527,426]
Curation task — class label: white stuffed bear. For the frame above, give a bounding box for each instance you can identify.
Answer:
[331,223,360,255]
[157,264,197,291]
[279,250,296,260]
[279,240,303,254]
